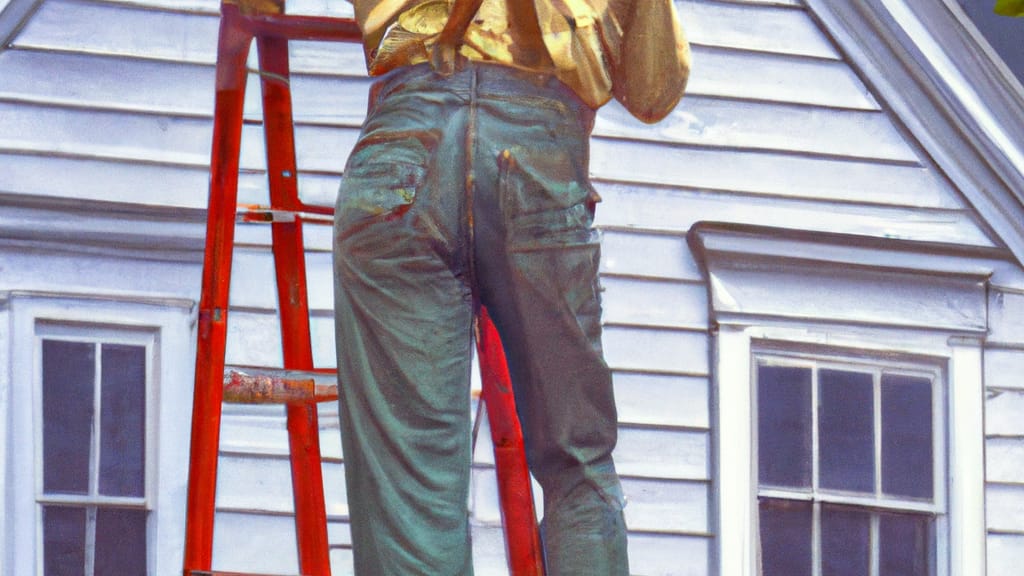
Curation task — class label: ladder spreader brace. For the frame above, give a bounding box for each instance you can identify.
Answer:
[183,2,545,575]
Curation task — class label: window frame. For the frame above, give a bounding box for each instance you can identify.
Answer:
[752,349,950,576]
[34,324,156,576]
[4,292,195,576]
[688,222,992,576]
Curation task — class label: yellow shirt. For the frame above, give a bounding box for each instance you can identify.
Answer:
[351,0,691,123]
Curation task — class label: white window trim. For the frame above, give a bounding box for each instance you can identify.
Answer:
[3,291,195,576]
[689,223,995,576]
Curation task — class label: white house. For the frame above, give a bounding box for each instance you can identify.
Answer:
[1,0,1022,575]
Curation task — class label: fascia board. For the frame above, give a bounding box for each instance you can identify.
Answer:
[0,0,43,50]
[804,0,1024,268]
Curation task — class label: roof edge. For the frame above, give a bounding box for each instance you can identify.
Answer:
[805,0,1024,268]
[0,0,42,50]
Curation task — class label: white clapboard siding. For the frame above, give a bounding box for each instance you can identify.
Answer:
[985,287,1024,558]
[988,484,1024,534]
[681,0,838,59]
[629,533,710,576]
[591,139,957,208]
[614,373,710,429]
[600,230,702,282]
[987,438,1024,485]
[989,534,1024,576]
[989,288,1024,346]
[595,97,918,162]
[988,389,1024,438]
[987,348,1024,391]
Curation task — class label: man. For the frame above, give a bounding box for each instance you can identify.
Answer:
[333,1,689,573]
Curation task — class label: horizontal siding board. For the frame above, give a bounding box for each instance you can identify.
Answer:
[0,50,217,114]
[987,348,1024,390]
[987,483,1024,533]
[680,0,837,59]
[590,138,958,209]
[628,533,710,576]
[243,123,358,173]
[614,428,709,480]
[685,46,878,109]
[215,453,347,516]
[0,49,370,121]
[613,373,710,429]
[18,1,363,72]
[97,0,220,12]
[603,327,709,375]
[987,389,1024,437]
[226,310,338,368]
[988,534,1024,576]
[214,514,351,575]
[1,102,213,166]
[596,97,918,162]
[469,525,510,576]
[595,183,994,247]
[211,512,299,574]
[228,247,334,311]
[622,478,708,533]
[987,437,1024,484]
[0,239,201,295]
[0,152,210,208]
[600,230,701,282]
[601,277,708,330]
[989,289,1024,346]
[287,39,369,76]
[16,0,221,64]
[218,404,342,459]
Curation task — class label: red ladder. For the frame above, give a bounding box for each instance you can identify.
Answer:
[182,2,545,575]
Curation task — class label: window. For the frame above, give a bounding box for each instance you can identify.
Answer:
[5,293,195,576]
[755,356,944,576]
[687,222,990,576]
[38,336,149,576]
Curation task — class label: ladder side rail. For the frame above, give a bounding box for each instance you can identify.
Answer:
[256,32,333,576]
[184,4,254,574]
[241,12,362,42]
[476,308,546,575]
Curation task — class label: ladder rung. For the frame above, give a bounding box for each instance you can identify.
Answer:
[188,565,305,569]
[237,204,334,225]
[224,366,339,404]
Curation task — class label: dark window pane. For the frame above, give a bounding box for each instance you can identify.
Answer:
[94,508,148,576]
[759,498,812,576]
[882,374,933,499]
[758,365,812,488]
[880,512,933,576]
[100,345,146,497]
[819,369,875,493]
[43,505,86,576]
[821,505,871,576]
[42,340,95,494]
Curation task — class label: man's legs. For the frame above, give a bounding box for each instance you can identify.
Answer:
[469,67,629,574]
[333,67,477,575]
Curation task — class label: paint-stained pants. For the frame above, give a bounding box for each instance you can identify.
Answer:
[333,61,627,575]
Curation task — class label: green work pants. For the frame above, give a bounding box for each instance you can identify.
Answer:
[333,61,627,575]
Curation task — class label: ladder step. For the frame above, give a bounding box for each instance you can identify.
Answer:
[188,571,306,576]
[223,366,339,404]
[236,204,334,225]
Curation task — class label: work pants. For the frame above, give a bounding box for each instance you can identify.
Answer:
[333,61,627,575]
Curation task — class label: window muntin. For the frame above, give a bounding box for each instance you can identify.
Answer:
[756,355,943,576]
[38,335,149,576]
